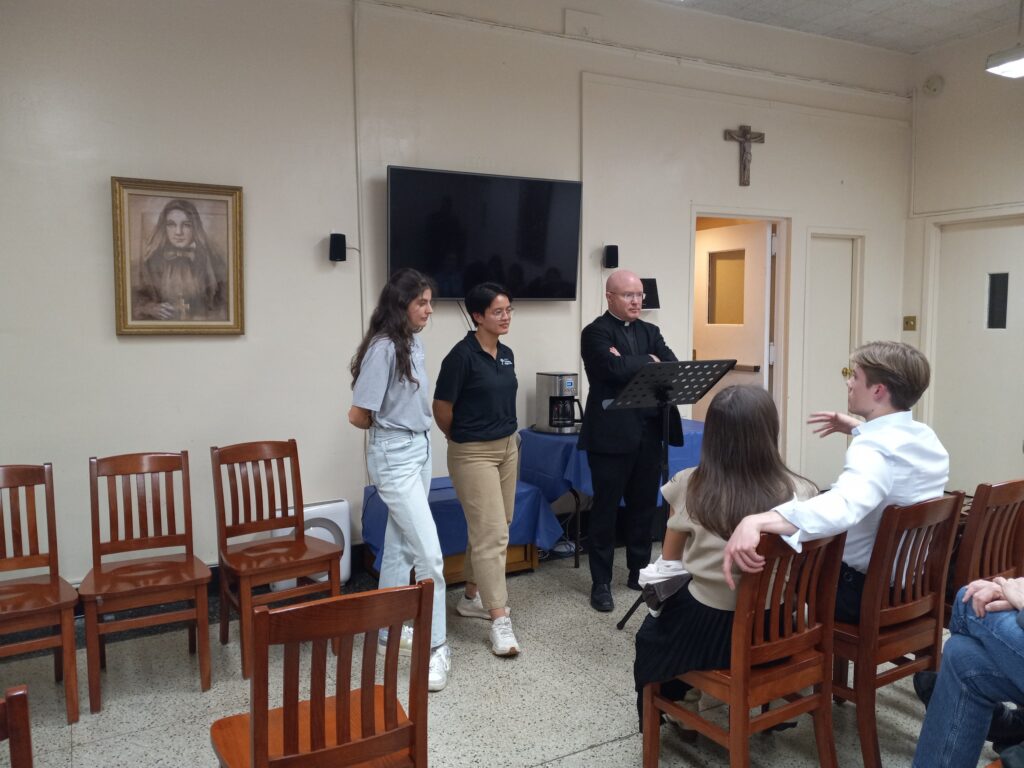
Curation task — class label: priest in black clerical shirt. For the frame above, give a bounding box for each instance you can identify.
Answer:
[578,269,682,612]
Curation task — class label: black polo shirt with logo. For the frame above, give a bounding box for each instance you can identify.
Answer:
[434,331,518,443]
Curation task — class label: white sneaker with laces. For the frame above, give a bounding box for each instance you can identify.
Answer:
[428,644,451,692]
[489,616,520,656]
[456,593,511,620]
[377,625,414,657]
[637,556,687,587]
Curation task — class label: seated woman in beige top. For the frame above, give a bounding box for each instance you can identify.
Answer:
[633,385,817,727]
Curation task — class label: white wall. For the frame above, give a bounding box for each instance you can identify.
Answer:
[2,0,921,580]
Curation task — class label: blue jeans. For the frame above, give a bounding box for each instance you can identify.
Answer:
[913,587,1024,768]
[367,428,446,649]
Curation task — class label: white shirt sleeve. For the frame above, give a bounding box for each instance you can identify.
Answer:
[776,441,894,551]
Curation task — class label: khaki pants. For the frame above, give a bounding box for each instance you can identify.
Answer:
[447,434,519,611]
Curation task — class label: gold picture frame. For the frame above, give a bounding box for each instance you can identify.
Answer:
[112,177,244,335]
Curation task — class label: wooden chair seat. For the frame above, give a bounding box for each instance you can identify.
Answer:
[220,536,340,578]
[643,532,846,768]
[82,451,212,713]
[211,687,413,768]
[211,439,341,679]
[0,463,79,724]
[832,493,963,768]
[0,576,77,619]
[79,553,210,597]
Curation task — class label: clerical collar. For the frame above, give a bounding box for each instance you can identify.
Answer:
[607,310,633,326]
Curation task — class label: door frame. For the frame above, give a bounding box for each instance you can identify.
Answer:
[690,205,791,449]
[918,203,1024,422]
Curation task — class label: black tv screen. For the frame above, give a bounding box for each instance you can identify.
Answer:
[388,166,581,300]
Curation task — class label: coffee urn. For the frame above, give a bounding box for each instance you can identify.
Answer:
[533,372,584,434]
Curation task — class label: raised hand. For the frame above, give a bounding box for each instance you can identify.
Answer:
[807,411,859,438]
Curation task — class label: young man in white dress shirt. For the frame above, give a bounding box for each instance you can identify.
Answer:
[722,341,949,621]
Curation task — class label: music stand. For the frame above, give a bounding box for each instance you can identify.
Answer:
[610,358,736,630]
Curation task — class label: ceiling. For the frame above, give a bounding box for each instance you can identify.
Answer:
[669,0,1020,55]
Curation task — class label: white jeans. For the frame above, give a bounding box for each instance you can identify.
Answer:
[367,427,446,648]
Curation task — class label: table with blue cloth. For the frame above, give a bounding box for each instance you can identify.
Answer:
[361,477,563,583]
[518,419,704,567]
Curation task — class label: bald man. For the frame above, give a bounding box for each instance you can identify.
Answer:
[579,270,682,612]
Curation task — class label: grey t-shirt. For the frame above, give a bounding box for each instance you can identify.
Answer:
[352,335,432,432]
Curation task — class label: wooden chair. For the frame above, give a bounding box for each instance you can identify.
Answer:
[0,685,33,768]
[210,581,432,767]
[832,492,964,768]
[642,532,847,768]
[0,464,79,724]
[947,479,1024,622]
[210,439,341,679]
[78,451,212,713]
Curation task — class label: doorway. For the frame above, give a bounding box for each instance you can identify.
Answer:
[692,217,775,422]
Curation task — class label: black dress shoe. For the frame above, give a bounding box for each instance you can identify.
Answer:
[627,569,642,591]
[913,671,937,706]
[591,583,614,612]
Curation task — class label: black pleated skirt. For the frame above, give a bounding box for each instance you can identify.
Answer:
[633,577,735,724]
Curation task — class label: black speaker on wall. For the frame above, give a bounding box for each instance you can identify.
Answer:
[329,233,347,262]
[603,244,618,269]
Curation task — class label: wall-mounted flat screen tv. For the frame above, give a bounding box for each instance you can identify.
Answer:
[388,166,581,300]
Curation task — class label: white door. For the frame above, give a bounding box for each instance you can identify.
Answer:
[801,236,856,489]
[933,217,1024,491]
[692,221,771,421]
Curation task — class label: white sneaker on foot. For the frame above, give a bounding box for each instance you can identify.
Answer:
[456,593,511,620]
[377,625,414,657]
[638,556,687,587]
[428,644,451,692]
[490,616,520,656]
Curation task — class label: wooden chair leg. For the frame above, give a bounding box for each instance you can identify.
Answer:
[196,585,211,692]
[728,693,751,768]
[854,670,882,768]
[219,571,230,646]
[84,600,102,714]
[812,686,837,768]
[60,606,80,724]
[239,577,254,679]
[642,684,661,768]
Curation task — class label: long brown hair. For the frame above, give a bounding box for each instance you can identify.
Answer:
[686,386,814,540]
[350,269,436,388]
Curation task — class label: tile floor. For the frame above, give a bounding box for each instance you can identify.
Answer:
[0,550,997,767]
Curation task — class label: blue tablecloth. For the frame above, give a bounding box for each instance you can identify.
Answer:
[362,477,563,572]
[518,419,705,501]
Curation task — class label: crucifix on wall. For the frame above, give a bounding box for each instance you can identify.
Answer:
[723,125,765,186]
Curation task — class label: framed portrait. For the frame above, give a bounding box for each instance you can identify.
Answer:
[111,177,244,335]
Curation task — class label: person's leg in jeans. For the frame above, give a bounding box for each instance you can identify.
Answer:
[913,592,1024,767]
[368,430,447,649]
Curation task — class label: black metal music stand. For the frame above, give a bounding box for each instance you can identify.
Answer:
[610,358,736,630]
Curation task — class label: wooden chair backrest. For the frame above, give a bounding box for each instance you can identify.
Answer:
[88,452,194,569]
[210,439,305,546]
[0,464,59,586]
[731,532,846,671]
[251,581,433,767]
[861,493,964,633]
[952,480,1024,590]
[0,685,34,767]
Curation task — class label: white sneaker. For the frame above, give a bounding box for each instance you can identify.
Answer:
[377,625,414,657]
[489,616,520,657]
[638,556,687,587]
[456,593,511,620]
[427,644,451,692]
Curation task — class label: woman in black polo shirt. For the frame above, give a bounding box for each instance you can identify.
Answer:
[433,282,521,657]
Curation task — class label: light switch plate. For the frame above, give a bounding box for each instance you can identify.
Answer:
[903,316,917,331]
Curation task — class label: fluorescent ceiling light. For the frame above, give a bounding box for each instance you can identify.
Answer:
[986,44,1024,78]
[987,0,1024,78]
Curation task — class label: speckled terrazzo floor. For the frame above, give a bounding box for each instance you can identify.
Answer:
[0,548,998,767]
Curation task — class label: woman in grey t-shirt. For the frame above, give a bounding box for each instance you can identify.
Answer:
[349,268,451,692]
